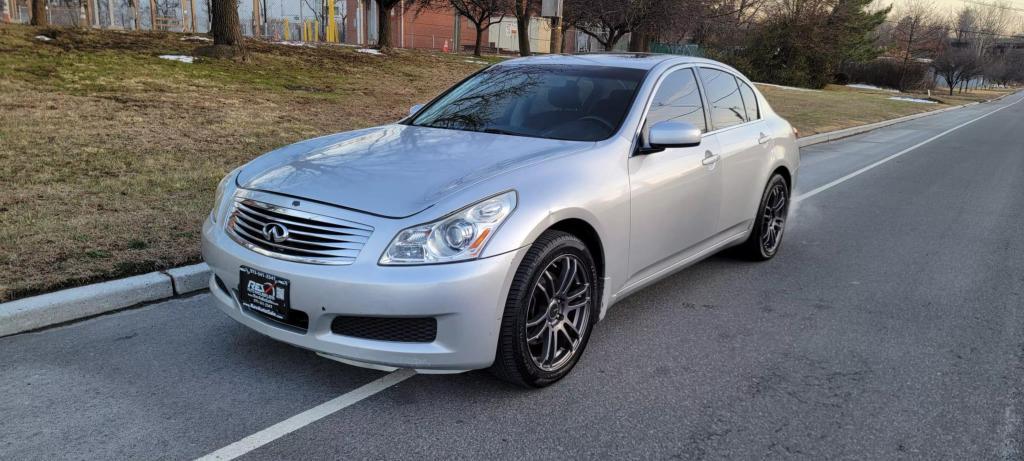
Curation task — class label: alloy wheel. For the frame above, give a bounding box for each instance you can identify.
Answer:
[524,254,592,372]
[760,182,788,254]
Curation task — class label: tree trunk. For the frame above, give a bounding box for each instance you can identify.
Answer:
[514,0,530,56]
[628,32,649,52]
[549,15,561,54]
[30,0,47,25]
[474,23,484,57]
[211,0,243,47]
[376,0,392,49]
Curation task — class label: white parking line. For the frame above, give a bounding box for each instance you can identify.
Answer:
[795,93,1024,203]
[194,368,416,461]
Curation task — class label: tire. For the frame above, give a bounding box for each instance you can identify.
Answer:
[490,230,599,388]
[736,174,790,261]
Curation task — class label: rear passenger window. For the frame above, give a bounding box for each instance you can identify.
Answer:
[646,68,706,133]
[698,68,746,130]
[738,80,759,121]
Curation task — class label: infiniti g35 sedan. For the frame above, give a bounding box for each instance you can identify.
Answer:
[202,53,799,387]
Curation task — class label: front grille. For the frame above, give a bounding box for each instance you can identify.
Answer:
[331,316,438,343]
[227,198,373,265]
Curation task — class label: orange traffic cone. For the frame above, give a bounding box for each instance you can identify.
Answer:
[443,39,449,53]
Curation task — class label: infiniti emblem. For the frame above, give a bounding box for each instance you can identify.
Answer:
[261,222,290,243]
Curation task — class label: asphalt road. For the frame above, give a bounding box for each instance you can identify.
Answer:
[4,92,1024,460]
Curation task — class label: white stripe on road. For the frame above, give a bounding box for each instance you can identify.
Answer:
[194,368,416,461]
[794,93,1024,203]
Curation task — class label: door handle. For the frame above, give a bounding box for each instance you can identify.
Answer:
[758,133,771,145]
[701,151,720,166]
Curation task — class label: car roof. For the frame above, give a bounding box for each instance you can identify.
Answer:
[496,53,722,71]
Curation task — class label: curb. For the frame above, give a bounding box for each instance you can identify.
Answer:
[0,263,210,338]
[1,91,1018,338]
[797,102,975,148]
[798,89,1019,148]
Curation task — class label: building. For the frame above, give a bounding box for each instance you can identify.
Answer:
[343,0,555,54]
[344,1,487,52]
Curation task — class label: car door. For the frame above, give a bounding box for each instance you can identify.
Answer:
[627,67,723,281]
[698,67,772,231]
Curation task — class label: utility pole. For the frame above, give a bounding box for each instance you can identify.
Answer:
[541,0,562,54]
[252,0,261,37]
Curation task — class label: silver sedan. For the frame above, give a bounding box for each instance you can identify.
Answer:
[202,54,799,387]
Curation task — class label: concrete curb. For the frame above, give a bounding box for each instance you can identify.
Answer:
[0,263,210,338]
[0,272,174,337]
[797,90,1020,148]
[797,103,975,148]
[2,91,1018,338]
[166,263,211,295]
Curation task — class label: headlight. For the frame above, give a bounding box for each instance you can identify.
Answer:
[210,168,241,223]
[380,191,517,265]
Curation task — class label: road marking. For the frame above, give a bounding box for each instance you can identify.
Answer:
[194,368,416,461]
[795,93,1024,203]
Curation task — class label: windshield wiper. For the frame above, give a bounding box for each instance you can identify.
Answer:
[482,128,531,137]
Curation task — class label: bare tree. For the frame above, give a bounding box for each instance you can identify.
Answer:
[565,0,668,51]
[419,0,512,56]
[31,0,47,25]
[952,6,976,44]
[932,47,981,95]
[513,0,535,56]
[459,0,513,56]
[973,1,1013,56]
[890,0,943,90]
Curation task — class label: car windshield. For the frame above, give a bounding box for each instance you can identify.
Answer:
[409,64,647,142]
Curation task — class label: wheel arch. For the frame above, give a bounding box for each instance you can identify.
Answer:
[770,165,792,190]
[546,218,606,282]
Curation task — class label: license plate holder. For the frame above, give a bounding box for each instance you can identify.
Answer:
[238,266,291,321]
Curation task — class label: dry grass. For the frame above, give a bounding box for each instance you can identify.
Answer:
[756,83,1014,136]
[0,23,1015,301]
[0,24,490,301]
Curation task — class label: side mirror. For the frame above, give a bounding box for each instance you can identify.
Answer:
[647,120,702,151]
[409,104,424,117]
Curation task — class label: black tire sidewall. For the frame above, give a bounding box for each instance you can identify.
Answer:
[506,234,599,386]
[752,175,790,259]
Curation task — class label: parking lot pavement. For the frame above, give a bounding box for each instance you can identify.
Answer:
[3,93,1024,460]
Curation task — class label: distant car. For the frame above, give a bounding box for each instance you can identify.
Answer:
[202,54,799,387]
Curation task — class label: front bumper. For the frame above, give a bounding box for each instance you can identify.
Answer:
[201,217,526,372]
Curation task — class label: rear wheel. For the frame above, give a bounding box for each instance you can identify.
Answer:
[737,174,790,261]
[490,231,598,388]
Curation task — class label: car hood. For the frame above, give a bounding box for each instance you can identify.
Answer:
[237,124,589,218]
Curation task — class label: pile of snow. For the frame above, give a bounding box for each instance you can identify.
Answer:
[274,41,317,48]
[463,59,488,65]
[754,82,821,92]
[180,35,212,42]
[34,35,53,42]
[158,55,195,64]
[888,96,937,104]
[357,48,383,55]
[847,83,899,92]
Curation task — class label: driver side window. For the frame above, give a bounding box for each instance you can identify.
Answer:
[645,68,707,134]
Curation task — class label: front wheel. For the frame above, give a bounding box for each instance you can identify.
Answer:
[736,174,790,261]
[490,231,598,388]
